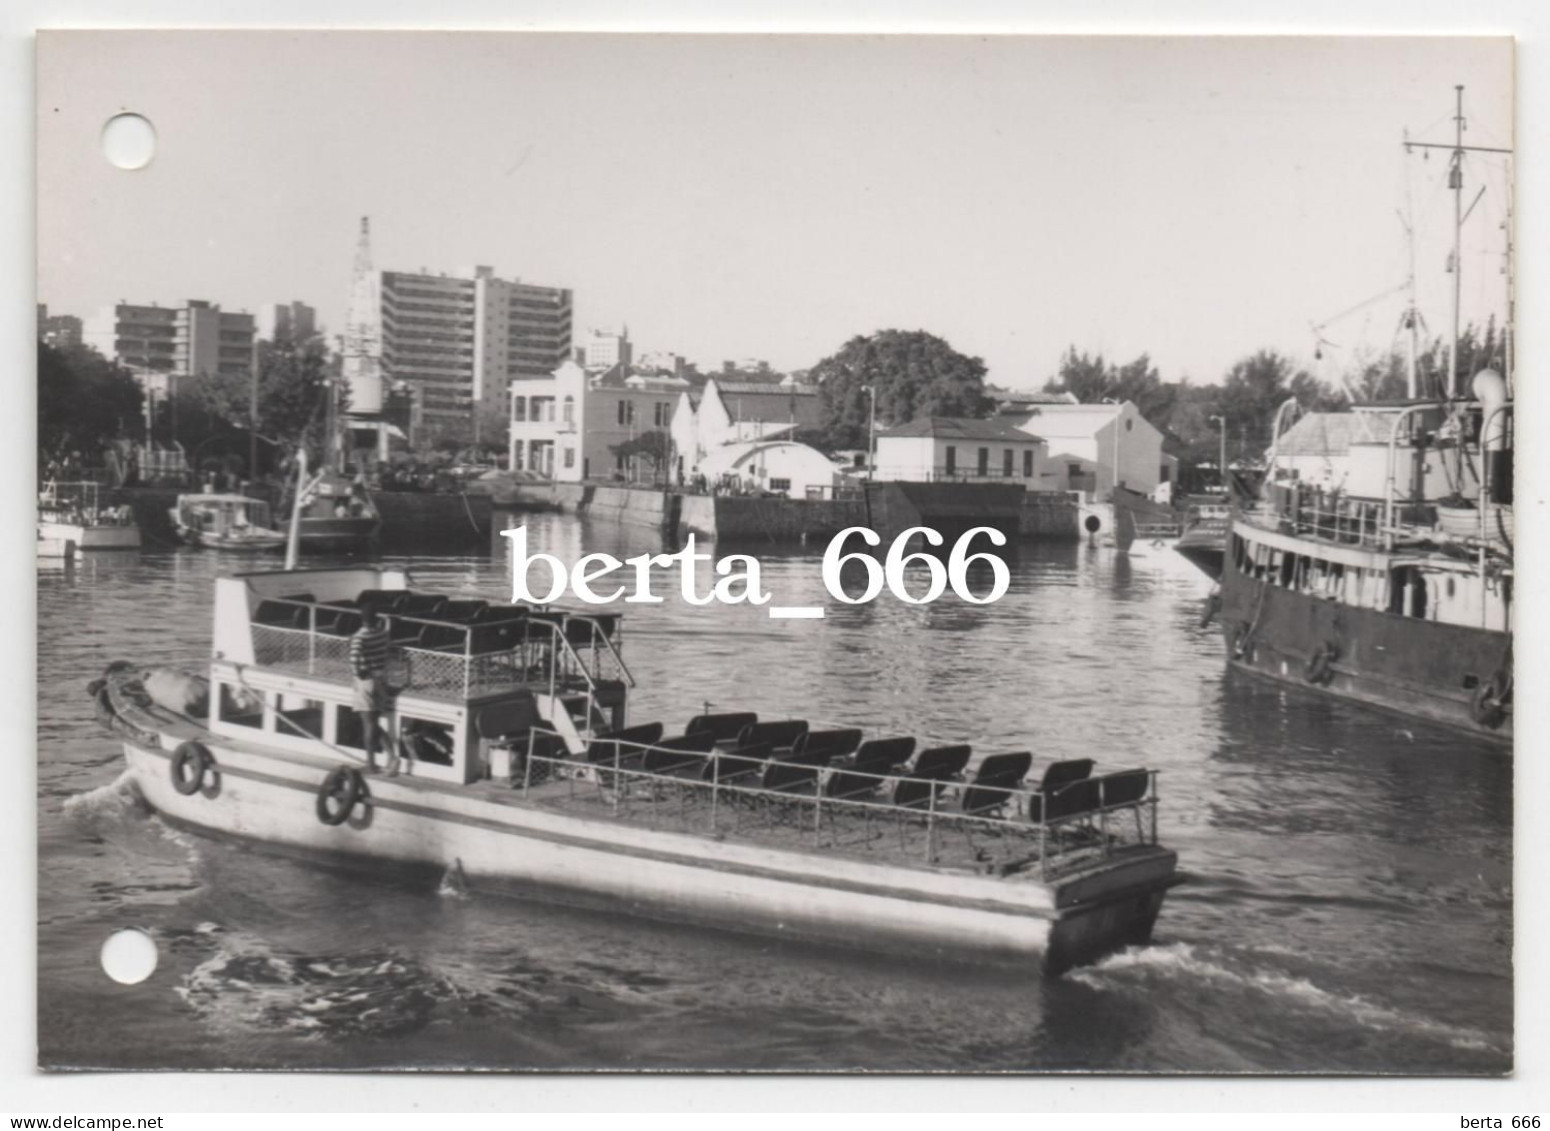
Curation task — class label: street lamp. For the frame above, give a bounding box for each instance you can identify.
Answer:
[862,384,877,480]
[1210,414,1227,488]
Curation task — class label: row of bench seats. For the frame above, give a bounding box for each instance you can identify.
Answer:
[251,590,618,656]
[555,711,1149,823]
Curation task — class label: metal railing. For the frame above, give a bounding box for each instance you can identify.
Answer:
[516,730,1159,881]
[249,597,635,702]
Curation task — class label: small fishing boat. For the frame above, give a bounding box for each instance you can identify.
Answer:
[38,480,141,551]
[1175,496,1231,579]
[293,473,381,552]
[88,565,1181,975]
[170,493,287,551]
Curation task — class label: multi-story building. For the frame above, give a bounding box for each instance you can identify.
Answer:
[36,304,84,349]
[582,327,632,371]
[257,301,318,342]
[380,265,572,448]
[90,299,256,391]
[509,359,689,481]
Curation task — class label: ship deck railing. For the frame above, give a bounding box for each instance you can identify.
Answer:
[249,595,633,703]
[515,732,1160,882]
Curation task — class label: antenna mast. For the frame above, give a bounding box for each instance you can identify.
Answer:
[1403,86,1511,400]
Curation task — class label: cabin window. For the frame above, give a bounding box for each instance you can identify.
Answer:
[1279,551,1296,588]
[334,703,367,750]
[275,693,324,741]
[218,684,265,729]
[399,717,455,767]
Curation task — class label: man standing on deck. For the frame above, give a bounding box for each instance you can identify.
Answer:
[349,607,398,775]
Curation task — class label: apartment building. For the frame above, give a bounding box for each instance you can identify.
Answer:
[380,265,572,448]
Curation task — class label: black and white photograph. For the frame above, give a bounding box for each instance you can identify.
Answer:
[32,29,1517,1079]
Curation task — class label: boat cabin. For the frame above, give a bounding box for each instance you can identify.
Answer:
[176,494,280,538]
[208,567,631,786]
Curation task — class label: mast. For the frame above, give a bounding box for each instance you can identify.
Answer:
[1403,87,1511,400]
[1449,85,1464,399]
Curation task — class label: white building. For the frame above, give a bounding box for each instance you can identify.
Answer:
[698,440,842,499]
[873,417,1048,484]
[508,359,683,481]
[671,378,823,483]
[1013,401,1168,499]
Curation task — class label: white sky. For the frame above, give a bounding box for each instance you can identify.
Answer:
[37,33,1512,388]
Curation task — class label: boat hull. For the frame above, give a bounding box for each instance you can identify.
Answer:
[119,734,1176,974]
[297,516,381,551]
[38,520,141,550]
[1221,552,1511,744]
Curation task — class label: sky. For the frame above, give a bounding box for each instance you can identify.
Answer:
[36,33,1513,390]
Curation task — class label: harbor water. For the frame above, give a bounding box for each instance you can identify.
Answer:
[37,514,1512,1073]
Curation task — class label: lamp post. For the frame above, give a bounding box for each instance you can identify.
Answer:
[1210,414,1227,489]
[862,384,877,480]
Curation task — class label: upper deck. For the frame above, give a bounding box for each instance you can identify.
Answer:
[215,567,632,704]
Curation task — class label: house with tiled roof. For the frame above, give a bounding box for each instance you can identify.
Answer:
[874,417,1048,484]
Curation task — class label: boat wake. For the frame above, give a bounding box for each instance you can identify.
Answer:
[60,768,147,825]
[1071,942,1507,1059]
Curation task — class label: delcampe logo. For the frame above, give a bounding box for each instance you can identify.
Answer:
[501,525,1011,618]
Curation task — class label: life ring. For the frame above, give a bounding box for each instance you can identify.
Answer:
[1470,671,1511,730]
[1304,643,1337,686]
[170,741,214,796]
[316,765,367,826]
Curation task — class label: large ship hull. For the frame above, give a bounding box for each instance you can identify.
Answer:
[1220,543,1511,745]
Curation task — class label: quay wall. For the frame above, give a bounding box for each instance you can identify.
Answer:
[373,491,492,548]
[1019,491,1079,540]
[685,495,865,543]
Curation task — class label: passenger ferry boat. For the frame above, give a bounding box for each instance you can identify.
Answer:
[170,493,288,550]
[1222,376,1512,743]
[88,565,1181,974]
[38,481,141,551]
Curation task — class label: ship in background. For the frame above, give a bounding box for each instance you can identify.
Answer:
[1219,86,1513,744]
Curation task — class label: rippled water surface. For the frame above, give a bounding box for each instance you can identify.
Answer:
[38,516,1512,1072]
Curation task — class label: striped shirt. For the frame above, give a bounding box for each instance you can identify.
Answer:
[349,622,392,678]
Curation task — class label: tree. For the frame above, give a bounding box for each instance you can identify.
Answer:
[189,329,337,473]
[37,341,144,473]
[608,430,672,481]
[810,329,992,450]
[1042,347,1179,425]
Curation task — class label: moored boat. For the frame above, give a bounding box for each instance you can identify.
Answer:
[293,473,381,551]
[1175,495,1231,580]
[89,565,1181,974]
[1222,378,1512,743]
[170,493,288,550]
[38,480,141,551]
